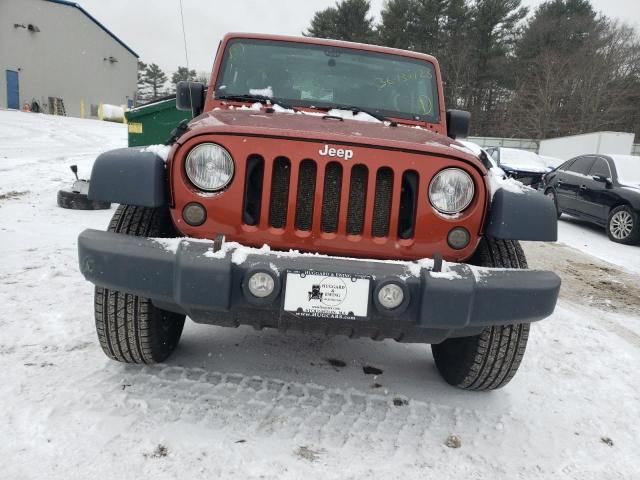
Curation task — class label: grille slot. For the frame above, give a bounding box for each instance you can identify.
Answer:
[268,157,291,228]
[372,167,394,237]
[398,170,418,239]
[254,154,407,239]
[242,155,264,226]
[320,162,343,233]
[294,160,317,231]
[346,164,368,235]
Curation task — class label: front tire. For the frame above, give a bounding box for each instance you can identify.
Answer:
[94,205,185,364]
[607,205,640,245]
[431,238,531,391]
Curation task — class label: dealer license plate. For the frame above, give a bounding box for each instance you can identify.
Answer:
[284,271,371,320]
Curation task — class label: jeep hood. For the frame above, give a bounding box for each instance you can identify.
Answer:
[179,109,484,170]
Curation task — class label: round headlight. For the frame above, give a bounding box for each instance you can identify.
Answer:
[185,143,234,192]
[428,168,474,214]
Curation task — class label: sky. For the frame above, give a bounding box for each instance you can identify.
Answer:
[67,0,640,75]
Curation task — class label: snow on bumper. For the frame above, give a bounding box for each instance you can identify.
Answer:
[77,229,561,341]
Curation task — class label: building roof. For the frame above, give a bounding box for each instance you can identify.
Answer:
[44,0,139,58]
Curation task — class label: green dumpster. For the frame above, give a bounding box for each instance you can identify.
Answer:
[125,95,192,147]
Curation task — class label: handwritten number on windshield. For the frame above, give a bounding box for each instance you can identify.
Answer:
[376,69,432,90]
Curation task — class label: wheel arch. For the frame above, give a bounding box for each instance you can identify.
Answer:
[88,148,168,208]
[607,200,633,217]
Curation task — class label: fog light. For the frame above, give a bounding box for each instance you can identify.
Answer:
[378,283,404,310]
[248,272,275,298]
[183,202,206,226]
[448,227,470,250]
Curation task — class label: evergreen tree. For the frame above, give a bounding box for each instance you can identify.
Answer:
[508,0,639,138]
[305,5,341,39]
[171,66,197,86]
[143,63,168,101]
[379,0,417,49]
[515,0,600,60]
[411,0,448,56]
[305,0,377,43]
[136,60,151,104]
[465,0,528,134]
[440,0,472,108]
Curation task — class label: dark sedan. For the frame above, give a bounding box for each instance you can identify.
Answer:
[541,154,640,244]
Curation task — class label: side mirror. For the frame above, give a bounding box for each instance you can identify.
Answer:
[592,174,611,184]
[176,81,205,116]
[446,110,471,140]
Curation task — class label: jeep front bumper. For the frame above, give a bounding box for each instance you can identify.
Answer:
[78,229,561,343]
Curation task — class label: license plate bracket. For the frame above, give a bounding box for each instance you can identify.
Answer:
[283,270,371,320]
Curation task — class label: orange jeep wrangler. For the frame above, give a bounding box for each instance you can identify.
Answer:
[78,33,561,390]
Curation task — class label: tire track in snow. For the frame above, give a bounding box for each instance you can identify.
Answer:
[72,364,503,453]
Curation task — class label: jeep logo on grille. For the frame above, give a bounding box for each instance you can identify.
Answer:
[319,145,354,160]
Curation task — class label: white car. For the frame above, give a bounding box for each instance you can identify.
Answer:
[485,147,552,188]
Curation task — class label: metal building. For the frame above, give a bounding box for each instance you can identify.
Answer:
[0,0,138,117]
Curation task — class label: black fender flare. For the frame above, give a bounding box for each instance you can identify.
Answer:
[88,148,168,208]
[486,188,558,242]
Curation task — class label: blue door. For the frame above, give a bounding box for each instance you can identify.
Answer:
[6,70,20,109]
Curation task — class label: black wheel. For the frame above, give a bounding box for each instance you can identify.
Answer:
[431,238,531,391]
[57,189,111,210]
[607,205,640,245]
[545,188,561,219]
[95,205,185,364]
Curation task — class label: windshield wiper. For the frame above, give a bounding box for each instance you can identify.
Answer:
[216,94,298,112]
[316,105,397,126]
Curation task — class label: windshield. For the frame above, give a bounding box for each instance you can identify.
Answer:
[215,38,440,122]
[611,155,640,184]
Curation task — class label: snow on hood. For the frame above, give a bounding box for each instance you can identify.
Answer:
[231,103,381,124]
[249,86,274,98]
[189,107,482,166]
[539,155,564,169]
[229,102,263,112]
[324,109,381,123]
[142,144,171,161]
[499,148,550,173]
[456,140,483,157]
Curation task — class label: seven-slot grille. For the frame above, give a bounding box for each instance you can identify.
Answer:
[242,155,419,239]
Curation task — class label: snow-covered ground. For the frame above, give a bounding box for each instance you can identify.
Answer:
[557,215,640,275]
[1,110,639,479]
